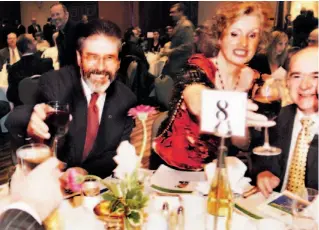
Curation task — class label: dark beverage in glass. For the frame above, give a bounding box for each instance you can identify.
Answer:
[253,96,281,120]
[45,102,70,157]
[17,144,52,175]
[45,110,70,137]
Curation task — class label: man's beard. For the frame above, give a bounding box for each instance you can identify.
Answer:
[82,69,116,93]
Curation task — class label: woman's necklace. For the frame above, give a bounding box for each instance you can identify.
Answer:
[214,59,241,90]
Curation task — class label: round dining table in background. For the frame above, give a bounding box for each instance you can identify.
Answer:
[145,52,168,78]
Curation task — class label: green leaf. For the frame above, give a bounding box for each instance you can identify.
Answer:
[127,210,143,227]
[101,192,117,201]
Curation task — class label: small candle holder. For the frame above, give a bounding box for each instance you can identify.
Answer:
[82,179,101,213]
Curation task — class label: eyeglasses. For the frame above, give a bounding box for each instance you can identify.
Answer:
[81,53,118,65]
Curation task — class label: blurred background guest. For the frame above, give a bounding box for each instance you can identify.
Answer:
[283,14,293,43]
[249,31,291,106]
[7,33,53,107]
[14,19,26,37]
[161,3,194,82]
[0,32,20,71]
[35,32,50,53]
[249,31,289,76]
[41,32,60,70]
[307,28,318,47]
[50,3,78,67]
[81,14,88,24]
[43,17,56,47]
[147,30,162,53]
[27,17,41,38]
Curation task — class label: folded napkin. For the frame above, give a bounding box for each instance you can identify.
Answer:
[196,157,253,195]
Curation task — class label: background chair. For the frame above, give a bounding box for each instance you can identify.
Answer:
[18,74,41,105]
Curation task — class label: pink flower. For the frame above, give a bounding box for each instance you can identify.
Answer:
[61,167,87,193]
[128,105,156,121]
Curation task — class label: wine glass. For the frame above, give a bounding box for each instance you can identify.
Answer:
[16,143,52,176]
[291,188,318,230]
[252,79,282,156]
[45,101,70,157]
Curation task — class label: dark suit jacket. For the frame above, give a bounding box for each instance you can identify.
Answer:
[163,17,194,78]
[43,23,56,47]
[0,47,22,71]
[27,24,42,38]
[7,54,53,106]
[16,24,26,37]
[0,100,10,119]
[5,65,137,178]
[251,104,318,191]
[0,209,43,230]
[56,19,78,67]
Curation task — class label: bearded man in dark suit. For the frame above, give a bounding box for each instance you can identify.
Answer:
[5,19,137,179]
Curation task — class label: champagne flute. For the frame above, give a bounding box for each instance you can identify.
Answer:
[291,188,318,230]
[45,101,70,157]
[252,79,282,156]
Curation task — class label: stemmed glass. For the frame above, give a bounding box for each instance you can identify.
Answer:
[291,188,318,230]
[45,101,70,157]
[252,79,282,156]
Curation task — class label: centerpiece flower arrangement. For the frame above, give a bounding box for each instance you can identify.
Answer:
[63,105,156,229]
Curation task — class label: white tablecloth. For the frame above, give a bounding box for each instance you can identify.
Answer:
[146,52,167,77]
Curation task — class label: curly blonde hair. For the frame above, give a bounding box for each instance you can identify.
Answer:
[211,1,272,53]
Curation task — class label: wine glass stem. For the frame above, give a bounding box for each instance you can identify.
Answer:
[52,136,58,157]
[263,127,271,149]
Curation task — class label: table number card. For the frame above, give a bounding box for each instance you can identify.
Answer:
[200,89,247,137]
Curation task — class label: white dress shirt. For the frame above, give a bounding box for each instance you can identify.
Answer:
[9,47,20,65]
[281,109,319,192]
[80,78,106,123]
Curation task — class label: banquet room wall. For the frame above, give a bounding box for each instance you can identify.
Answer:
[197,1,278,25]
[98,1,139,33]
[20,1,59,29]
[19,1,138,34]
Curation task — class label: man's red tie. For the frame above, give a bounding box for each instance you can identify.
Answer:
[82,93,99,161]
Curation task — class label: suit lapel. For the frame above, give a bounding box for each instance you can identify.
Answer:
[307,134,318,171]
[69,71,88,165]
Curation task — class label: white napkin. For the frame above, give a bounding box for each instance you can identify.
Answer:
[303,196,319,224]
[196,157,253,195]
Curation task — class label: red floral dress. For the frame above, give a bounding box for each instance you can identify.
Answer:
[153,54,221,170]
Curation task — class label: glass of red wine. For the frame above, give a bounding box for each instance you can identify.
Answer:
[45,101,70,157]
[252,79,282,156]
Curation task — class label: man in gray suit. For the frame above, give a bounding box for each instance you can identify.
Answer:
[161,3,194,81]
[0,158,63,229]
[0,32,21,71]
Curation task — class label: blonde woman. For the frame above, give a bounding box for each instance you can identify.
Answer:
[249,31,292,106]
[151,2,274,170]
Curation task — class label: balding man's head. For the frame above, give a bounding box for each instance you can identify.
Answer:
[287,46,318,115]
[308,28,318,47]
[7,33,17,49]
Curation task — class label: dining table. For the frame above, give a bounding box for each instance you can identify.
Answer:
[145,52,168,78]
[0,169,296,230]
